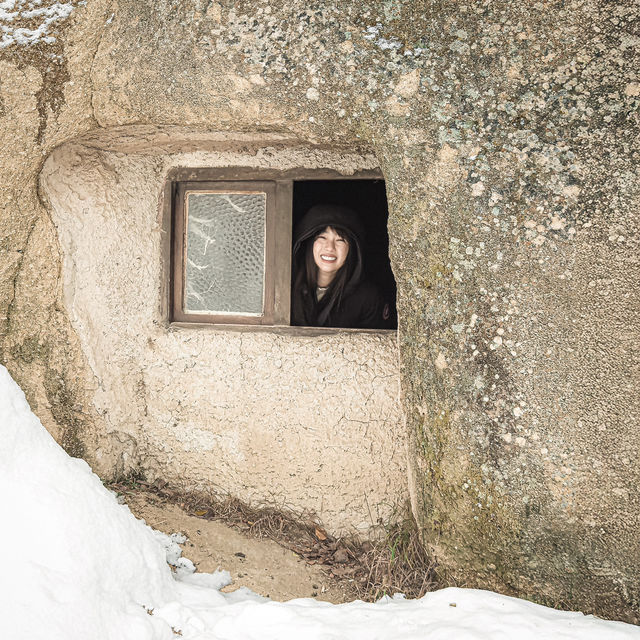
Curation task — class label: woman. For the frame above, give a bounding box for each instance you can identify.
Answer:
[291,204,387,328]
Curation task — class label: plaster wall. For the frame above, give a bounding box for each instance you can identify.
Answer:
[39,134,407,535]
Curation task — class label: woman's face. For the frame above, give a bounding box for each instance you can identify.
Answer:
[312,226,349,285]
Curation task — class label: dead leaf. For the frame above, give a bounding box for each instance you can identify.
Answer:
[315,527,327,541]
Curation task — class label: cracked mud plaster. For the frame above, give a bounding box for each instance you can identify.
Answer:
[39,138,406,536]
[1,0,638,622]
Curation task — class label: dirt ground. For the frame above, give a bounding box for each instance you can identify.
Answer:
[122,490,356,603]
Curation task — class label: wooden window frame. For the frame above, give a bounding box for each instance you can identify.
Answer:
[168,167,383,327]
[172,180,278,325]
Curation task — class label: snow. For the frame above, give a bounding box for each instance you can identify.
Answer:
[1,363,638,640]
[0,0,76,49]
[363,23,403,51]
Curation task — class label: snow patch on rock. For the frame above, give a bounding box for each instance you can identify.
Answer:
[0,0,76,49]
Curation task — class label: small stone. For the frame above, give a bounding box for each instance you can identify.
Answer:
[306,87,319,101]
[394,69,420,98]
[471,181,485,196]
[550,216,565,230]
[563,185,580,198]
[625,82,640,97]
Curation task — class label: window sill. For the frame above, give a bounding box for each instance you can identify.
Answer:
[167,321,397,337]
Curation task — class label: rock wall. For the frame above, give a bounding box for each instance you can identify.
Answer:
[0,0,638,622]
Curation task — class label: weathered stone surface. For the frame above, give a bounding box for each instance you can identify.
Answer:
[0,0,638,622]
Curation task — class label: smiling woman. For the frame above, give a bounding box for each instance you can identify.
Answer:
[313,227,350,288]
[291,204,390,329]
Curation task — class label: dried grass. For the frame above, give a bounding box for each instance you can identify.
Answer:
[350,517,442,600]
[109,477,446,602]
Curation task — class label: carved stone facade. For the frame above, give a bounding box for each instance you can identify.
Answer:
[0,0,637,622]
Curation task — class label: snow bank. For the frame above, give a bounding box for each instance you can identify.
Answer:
[1,364,638,640]
[0,365,179,639]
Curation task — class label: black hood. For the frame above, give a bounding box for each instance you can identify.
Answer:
[293,204,365,287]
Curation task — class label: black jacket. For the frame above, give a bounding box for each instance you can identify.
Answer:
[291,204,387,329]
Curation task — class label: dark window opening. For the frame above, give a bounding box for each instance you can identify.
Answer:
[292,179,397,329]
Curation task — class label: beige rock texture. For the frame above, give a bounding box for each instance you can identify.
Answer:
[1,0,638,623]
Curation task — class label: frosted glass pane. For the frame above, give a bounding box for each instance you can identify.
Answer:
[184,192,265,315]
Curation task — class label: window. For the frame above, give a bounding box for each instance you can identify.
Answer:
[169,168,396,329]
